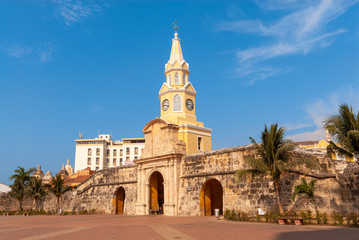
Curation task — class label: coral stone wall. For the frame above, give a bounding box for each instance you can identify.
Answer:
[74,164,138,214]
[1,146,359,216]
[179,146,359,216]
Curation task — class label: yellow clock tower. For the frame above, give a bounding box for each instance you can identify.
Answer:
[159,29,212,154]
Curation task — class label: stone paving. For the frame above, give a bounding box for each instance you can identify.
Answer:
[1,215,359,240]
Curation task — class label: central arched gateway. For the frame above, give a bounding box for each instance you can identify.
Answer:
[149,171,164,214]
[200,179,223,216]
[116,187,125,214]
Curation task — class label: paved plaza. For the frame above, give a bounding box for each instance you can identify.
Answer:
[0,215,358,240]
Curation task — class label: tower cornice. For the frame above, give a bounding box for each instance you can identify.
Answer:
[164,67,190,75]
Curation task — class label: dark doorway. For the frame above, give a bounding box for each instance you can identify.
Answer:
[149,171,164,214]
[200,179,223,216]
[116,187,125,214]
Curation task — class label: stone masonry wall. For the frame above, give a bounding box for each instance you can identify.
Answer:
[0,164,138,214]
[2,146,359,216]
[179,145,359,216]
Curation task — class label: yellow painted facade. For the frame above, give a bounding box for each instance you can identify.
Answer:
[298,139,354,162]
[159,31,212,154]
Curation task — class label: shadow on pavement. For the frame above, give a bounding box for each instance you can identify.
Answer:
[274,227,359,240]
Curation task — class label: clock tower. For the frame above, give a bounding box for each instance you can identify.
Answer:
[159,29,212,154]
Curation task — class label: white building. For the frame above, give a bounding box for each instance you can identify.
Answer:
[0,183,11,193]
[75,134,145,172]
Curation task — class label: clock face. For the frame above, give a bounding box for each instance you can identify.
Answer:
[186,99,194,111]
[162,99,169,111]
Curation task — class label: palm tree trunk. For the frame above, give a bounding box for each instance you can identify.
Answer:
[312,198,319,221]
[274,179,284,214]
[57,197,60,214]
[19,198,23,211]
[35,198,38,211]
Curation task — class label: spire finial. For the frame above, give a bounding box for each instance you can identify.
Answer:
[173,20,179,33]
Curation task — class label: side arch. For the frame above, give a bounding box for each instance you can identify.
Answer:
[199,178,223,216]
[148,170,165,214]
[115,187,126,214]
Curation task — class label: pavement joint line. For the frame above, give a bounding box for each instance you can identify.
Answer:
[0,227,31,233]
[20,226,90,240]
[150,224,195,240]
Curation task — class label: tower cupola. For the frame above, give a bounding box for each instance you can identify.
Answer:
[165,30,189,87]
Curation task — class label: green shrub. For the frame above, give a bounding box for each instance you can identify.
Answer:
[322,212,328,224]
[307,210,313,223]
[241,212,249,221]
[332,212,344,225]
[300,211,307,223]
[229,209,236,220]
[256,214,261,222]
[316,212,322,224]
[264,213,270,222]
[224,209,230,220]
[346,212,358,227]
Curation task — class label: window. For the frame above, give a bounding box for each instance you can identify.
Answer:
[120,149,123,156]
[168,74,172,85]
[183,74,186,85]
[87,158,91,165]
[113,158,116,165]
[120,158,123,165]
[134,156,138,160]
[173,94,182,112]
[96,167,99,170]
[174,72,180,84]
[106,158,110,165]
[135,147,138,155]
[96,148,100,156]
[126,147,130,155]
[198,137,203,151]
[126,156,130,162]
[106,149,110,156]
[113,149,117,156]
[88,148,92,156]
[96,158,99,165]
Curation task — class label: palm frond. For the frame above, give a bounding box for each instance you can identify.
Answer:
[244,157,270,172]
[235,169,265,181]
[285,157,321,171]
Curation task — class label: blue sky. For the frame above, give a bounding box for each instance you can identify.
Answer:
[1,0,358,185]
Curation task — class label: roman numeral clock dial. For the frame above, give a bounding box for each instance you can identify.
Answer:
[162,99,169,111]
[186,99,194,111]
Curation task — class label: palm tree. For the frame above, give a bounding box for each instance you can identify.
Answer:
[235,124,320,214]
[8,181,26,211]
[27,177,47,211]
[324,104,359,163]
[8,166,36,211]
[291,178,318,217]
[49,174,71,213]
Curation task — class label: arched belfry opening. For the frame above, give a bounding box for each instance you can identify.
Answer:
[200,179,223,216]
[149,171,164,214]
[116,187,125,214]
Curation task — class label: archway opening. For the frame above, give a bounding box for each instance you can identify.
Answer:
[149,171,164,214]
[200,179,223,216]
[116,187,125,214]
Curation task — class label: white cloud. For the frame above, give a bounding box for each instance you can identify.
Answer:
[284,123,313,131]
[39,42,54,62]
[1,41,55,62]
[52,0,101,26]
[1,43,32,58]
[287,86,359,141]
[216,0,358,83]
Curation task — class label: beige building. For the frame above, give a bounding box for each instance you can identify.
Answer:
[75,134,145,172]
